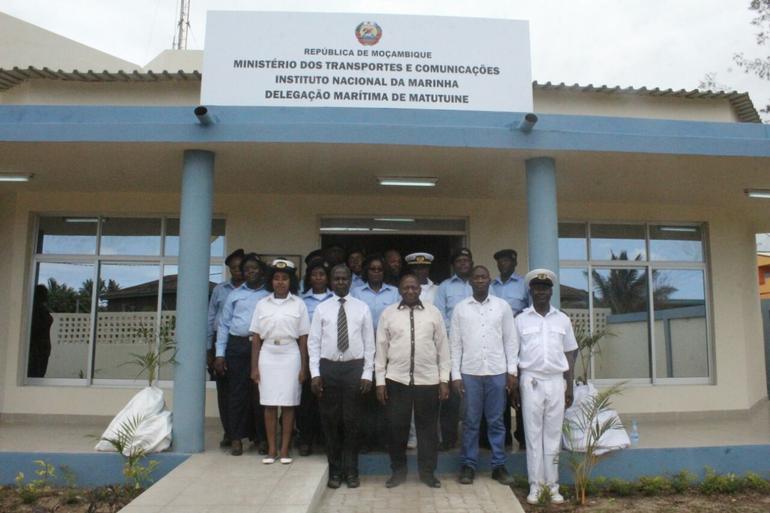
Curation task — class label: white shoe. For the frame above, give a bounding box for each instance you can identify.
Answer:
[526,485,539,504]
[550,485,564,504]
[280,457,293,464]
[262,457,276,464]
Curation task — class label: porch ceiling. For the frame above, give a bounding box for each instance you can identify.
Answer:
[0,141,767,208]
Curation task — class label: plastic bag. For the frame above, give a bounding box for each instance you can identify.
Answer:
[562,382,630,455]
[95,386,172,454]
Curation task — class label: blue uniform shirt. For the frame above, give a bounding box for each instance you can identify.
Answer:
[491,273,530,314]
[351,282,400,331]
[302,289,333,323]
[215,283,269,357]
[207,280,238,350]
[351,273,366,290]
[434,274,472,331]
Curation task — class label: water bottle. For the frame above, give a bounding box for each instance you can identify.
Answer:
[629,419,640,446]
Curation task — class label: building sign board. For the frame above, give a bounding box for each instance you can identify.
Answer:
[201,11,533,112]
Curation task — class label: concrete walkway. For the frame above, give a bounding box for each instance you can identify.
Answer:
[117,449,525,513]
[119,452,328,513]
[317,474,525,513]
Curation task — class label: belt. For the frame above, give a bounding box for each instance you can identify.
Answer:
[264,338,295,346]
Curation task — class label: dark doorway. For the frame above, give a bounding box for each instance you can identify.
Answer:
[320,234,465,283]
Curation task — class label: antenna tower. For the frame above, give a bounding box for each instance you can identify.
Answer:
[173,0,191,50]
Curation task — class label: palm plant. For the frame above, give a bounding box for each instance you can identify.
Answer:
[562,382,626,505]
[99,414,159,489]
[571,320,612,385]
[122,317,176,386]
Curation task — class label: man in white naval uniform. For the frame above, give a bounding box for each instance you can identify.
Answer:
[513,268,577,505]
[404,252,438,305]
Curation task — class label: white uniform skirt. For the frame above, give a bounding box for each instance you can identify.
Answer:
[258,341,301,406]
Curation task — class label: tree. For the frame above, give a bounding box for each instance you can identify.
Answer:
[45,278,78,313]
[77,278,121,313]
[701,1,770,116]
[591,251,677,314]
[734,1,770,113]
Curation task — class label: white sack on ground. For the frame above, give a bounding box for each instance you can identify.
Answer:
[562,382,630,455]
[95,386,172,454]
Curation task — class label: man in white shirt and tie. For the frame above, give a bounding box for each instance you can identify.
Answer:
[513,268,577,505]
[309,264,375,489]
[450,265,518,486]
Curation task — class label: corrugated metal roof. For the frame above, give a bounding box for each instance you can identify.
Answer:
[533,80,761,123]
[0,66,199,90]
[0,67,760,123]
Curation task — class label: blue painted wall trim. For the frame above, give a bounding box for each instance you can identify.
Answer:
[0,452,188,487]
[0,106,769,157]
[2,446,766,487]
[360,445,770,483]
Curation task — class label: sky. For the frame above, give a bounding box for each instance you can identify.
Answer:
[1,0,769,106]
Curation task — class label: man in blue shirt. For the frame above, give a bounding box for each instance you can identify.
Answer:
[491,249,530,450]
[213,253,269,455]
[433,247,474,450]
[347,248,366,290]
[206,248,245,448]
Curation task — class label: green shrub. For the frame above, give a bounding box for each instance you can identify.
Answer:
[742,471,770,492]
[14,473,38,504]
[607,478,634,497]
[700,467,741,495]
[638,475,672,496]
[669,470,695,493]
[59,464,80,504]
[585,476,608,496]
[14,459,57,504]
[537,484,553,505]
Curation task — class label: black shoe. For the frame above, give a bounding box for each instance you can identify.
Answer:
[230,439,243,456]
[491,466,514,485]
[219,436,231,448]
[420,474,441,488]
[257,441,268,455]
[386,472,407,488]
[299,444,312,456]
[458,465,475,485]
[327,475,342,489]
[346,475,360,488]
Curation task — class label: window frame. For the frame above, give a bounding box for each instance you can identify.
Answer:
[25,214,225,389]
[559,220,714,387]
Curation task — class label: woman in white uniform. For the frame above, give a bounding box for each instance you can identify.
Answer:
[250,259,310,464]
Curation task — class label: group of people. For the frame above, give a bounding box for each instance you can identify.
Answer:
[207,245,577,504]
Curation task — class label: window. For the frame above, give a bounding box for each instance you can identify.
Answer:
[27,216,225,384]
[559,222,710,384]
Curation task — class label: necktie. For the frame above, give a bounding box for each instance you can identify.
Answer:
[337,298,349,353]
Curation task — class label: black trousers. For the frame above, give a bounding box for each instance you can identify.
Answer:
[209,344,231,441]
[225,335,266,442]
[386,380,439,477]
[319,358,363,478]
[359,371,387,450]
[439,385,461,447]
[297,379,322,446]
